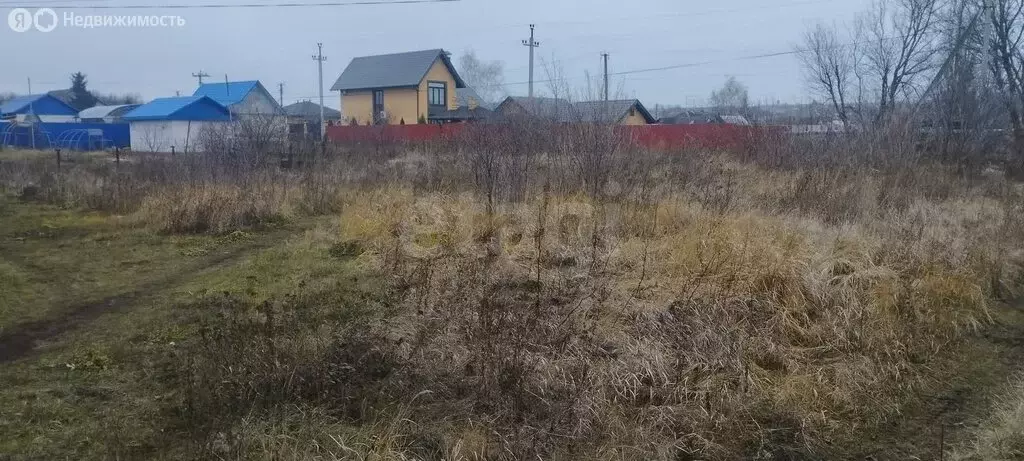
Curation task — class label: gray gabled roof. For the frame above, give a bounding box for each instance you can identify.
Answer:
[284,100,341,119]
[497,97,654,123]
[572,100,655,123]
[496,96,574,121]
[330,49,467,92]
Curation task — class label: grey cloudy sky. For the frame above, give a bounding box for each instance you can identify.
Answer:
[1,0,871,109]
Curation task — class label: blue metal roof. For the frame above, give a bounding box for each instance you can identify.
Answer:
[0,94,79,116]
[192,80,261,106]
[122,96,231,121]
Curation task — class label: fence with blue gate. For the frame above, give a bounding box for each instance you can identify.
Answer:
[0,121,130,150]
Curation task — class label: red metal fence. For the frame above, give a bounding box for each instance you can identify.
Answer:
[326,123,783,151]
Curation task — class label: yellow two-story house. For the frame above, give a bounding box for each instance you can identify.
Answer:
[330,49,468,125]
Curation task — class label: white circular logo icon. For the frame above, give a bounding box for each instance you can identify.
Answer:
[8,8,32,32]
[33,8,57,32]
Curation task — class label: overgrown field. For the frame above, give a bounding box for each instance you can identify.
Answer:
[2,132,1024,459]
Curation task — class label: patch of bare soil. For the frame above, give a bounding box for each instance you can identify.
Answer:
[853,303,1024,460]
[0,235,284,364]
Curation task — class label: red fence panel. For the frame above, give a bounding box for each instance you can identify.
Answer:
[326,123,784,152]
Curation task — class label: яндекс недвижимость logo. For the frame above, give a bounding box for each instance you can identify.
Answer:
[8,8,185,32]
[8,8,57,33]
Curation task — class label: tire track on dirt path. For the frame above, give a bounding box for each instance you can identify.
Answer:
[0,234,287,365]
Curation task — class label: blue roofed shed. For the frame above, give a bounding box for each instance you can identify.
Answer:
[124,96,232,153]
[123,96,231,122]
[0,94,79,120]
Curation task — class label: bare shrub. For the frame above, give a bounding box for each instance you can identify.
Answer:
[4,116,1024,459]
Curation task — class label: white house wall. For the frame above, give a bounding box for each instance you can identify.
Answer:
[130,120,227,153]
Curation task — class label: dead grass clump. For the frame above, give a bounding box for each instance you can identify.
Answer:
[134,183,296,234]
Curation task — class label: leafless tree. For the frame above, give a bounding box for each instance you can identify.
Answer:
[197,122,236,158]
[798,23,856,128]
[985,0,1024,150]
[920,0,1005,161]
[458,50,507,106]
[236,113,286,161]
[709,76,750,115]
[857,0,941,125]
[138,124,167,153]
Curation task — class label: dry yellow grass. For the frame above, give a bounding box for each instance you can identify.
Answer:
[328,156,1024,458]
[6,137,1023,459]
[134,182,298,233]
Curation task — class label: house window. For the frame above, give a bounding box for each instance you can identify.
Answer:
[629,107,636,117]
[373,90,385,124]
[428,81,446,107]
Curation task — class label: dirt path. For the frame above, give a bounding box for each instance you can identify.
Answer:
[0,234,286,364]
[854,303,1024,459]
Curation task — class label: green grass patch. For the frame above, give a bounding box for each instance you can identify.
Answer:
[0,198,381,459]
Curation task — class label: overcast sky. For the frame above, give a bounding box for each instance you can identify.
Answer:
[1,0,872,109]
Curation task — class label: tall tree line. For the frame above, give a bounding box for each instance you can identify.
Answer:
[797,0,1024,162]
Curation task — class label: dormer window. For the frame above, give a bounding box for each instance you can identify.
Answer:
[428,81,447,107]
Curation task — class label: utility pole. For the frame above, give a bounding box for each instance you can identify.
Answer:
[278,82,285,107]
[192,70,210,86]
[225,74,232,122]
[312,42,327,141]
[602,52,609,102]
[521,24,540,99]
[27,77,34,149]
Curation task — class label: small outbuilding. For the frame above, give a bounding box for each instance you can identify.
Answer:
[0,94,79,122]
[123,96,231,153]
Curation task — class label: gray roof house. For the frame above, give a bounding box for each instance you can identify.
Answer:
[572,100,656,124]
[330,48,470,124]
[495,96,575,121]
[284,100,341,121]
[495,96,655,124]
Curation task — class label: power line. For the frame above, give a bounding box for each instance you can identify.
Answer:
[512,0,845,29]
[503,49,801,87]
[502,27,955,89]
[0,0,459,9]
